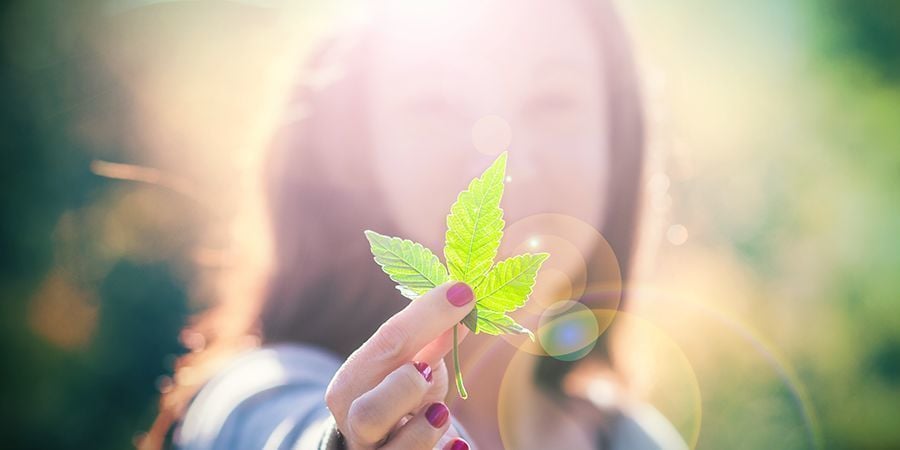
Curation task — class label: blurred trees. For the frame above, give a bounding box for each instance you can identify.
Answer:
[1,1,193,448]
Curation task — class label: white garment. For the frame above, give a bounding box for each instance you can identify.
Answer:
[173,343,687,450]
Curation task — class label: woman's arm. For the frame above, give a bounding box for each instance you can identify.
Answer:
[173,343,343,449]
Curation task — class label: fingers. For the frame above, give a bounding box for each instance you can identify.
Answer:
[381,402,451,450]
[420,357,449,406]
[414,324,470,367]
[442,438,471,450]
[325,280,475,445]
[329,281,475,420]
[435,422,469,450]
[385,358,449,440]
[342,361,434,447]
[361,280,475,371]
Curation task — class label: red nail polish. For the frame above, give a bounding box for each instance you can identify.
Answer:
[446,282,474,306]
[446,438,469,450]
[425,402,449,428]
[413,361,433,382]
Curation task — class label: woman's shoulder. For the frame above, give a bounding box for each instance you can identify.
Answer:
[607,398,689,450]
[174,343,343,450]
[565,379,688,450]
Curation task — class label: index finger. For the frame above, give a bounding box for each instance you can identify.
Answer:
[359,280,473,369]
[342,281,474,392]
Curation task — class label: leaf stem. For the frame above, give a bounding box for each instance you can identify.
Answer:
[452,323,468,399]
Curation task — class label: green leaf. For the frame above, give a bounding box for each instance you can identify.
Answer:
[466,253,548,340]
[364,230,449,300]
[444,152,507,289]
[474,309,535,341]
[474,253,549,313]
[461,308,478,332]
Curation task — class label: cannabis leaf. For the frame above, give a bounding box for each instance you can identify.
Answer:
[471,253,549,339]
[444,152,506,289]
[364,151,549,399]
[364,231,449,300]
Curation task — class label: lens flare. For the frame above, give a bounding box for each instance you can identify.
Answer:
[496,336,598,449]
[496,309,702,449]
[627,285,823,449]
[478,213,623,357]
[537,300,599,361]
[606,310,703,449]
[501,213,621,309]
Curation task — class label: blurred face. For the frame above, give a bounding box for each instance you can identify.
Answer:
[368,0,608,252]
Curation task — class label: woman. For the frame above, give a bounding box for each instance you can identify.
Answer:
[148,0,687,448]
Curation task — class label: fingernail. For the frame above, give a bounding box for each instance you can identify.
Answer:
[446,438,469,450]
[425,402,449,428]
[446,282,474,306]
[413,361,433,382]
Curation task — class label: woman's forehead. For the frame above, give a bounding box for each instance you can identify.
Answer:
[370,0,598,77]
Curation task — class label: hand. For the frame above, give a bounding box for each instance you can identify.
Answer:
[325,281,476,450]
